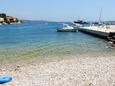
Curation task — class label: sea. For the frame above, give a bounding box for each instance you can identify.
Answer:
[0,21,115,62]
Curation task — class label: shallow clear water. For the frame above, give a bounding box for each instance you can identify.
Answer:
[0,21,115,61]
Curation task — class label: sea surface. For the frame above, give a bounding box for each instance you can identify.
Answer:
[0,21,115,62]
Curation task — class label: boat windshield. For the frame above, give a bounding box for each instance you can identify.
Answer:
[63,24,69,27]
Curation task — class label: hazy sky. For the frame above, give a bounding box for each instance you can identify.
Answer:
[0,0,115,21]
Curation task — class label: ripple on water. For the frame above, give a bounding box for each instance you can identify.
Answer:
[0,22,115,62]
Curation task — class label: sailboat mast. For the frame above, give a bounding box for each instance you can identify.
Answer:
[99,8,102,23]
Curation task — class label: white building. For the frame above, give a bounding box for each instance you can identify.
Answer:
[0,17,4,22]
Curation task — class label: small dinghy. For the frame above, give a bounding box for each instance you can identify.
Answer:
[0,76,12,84]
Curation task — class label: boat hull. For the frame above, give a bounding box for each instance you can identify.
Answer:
[57,29,78,32]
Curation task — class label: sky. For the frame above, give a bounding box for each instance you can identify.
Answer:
[0,0,115,21]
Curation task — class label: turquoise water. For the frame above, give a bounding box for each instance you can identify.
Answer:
[0,21,115,61]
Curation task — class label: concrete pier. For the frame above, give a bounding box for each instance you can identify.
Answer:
[78,25,115,43]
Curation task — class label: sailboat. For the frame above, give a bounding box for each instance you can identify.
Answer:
[77,9,115,43]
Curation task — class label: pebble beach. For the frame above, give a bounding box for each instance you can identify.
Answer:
[0,53,115,86]
[0,22,115,86]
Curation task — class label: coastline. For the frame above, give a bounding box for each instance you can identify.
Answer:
[0,21,115,86]
[0,50,115,67]
[1,53,115,86]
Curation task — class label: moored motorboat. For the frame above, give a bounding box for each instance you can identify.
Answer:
[57,24,78,32]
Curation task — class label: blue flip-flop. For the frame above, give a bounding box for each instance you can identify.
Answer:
[0,76,12,84]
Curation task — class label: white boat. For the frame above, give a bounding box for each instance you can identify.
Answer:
[57,24,78,32]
